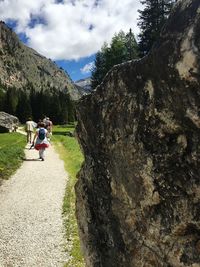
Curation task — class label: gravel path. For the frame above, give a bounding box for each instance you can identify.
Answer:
[0,143,69,267]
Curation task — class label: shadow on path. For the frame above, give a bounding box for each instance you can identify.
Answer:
[23,158,42,161]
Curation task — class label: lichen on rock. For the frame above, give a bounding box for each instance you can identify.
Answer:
[76,0,200,266]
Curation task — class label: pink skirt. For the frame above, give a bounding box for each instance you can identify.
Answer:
[35,143,49,150]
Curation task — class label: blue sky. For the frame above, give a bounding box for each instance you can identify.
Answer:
[56,55,96,81]
[0,0,142,82]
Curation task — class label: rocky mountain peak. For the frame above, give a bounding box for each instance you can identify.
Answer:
[74,77,92,96]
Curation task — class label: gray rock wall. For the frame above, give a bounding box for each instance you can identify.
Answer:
[76,1,200,266]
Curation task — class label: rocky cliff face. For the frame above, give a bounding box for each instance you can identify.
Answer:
[0,22,80,100]
[76,0,200,266]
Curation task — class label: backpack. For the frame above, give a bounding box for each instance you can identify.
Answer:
[38,128,45,140]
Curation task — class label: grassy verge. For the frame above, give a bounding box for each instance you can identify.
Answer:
[0,132,26,181]
[52,124,85,267]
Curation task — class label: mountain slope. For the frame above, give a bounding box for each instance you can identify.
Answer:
[74,77,91,92]
[74,77,92,98]
[0,21,80,100]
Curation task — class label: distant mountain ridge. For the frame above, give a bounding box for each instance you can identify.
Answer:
[0,21,81,100]
[74,77,92,95]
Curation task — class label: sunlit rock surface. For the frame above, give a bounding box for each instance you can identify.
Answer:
[0,111,19,132]
[76,1,200,266]
[0,22,80,100]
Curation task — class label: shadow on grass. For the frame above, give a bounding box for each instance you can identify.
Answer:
[57,124,75,129]
[53,131,74,137]
[64,125,75,129]
[53,131,67,136]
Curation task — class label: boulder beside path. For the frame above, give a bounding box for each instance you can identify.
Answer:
[0,112,19,133]
[75,0,200,266]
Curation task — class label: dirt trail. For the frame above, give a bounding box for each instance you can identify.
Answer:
[0,142,69,267]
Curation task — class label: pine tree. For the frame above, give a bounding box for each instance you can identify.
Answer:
[91,50,106,90]
[125,29,139,60]
[4,87,19,115]
[0,88,5,111]
[16,91,32,122]
[49,91,61,124]
[30,89,39,121]
[138,0,176,56]
[110,31,127,65]
[65,92,75,123]
[58,91,69,124]
[0,81,75,124]
[91,30,139,89]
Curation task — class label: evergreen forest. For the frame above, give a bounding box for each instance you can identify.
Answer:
[0,81,75,124]
[91,0,177,89]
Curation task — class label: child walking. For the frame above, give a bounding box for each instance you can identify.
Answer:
[32,122,49,161]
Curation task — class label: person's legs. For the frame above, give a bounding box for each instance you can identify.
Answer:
[39,148,45,160]
[27,131,32,143]
[29,131,32,143]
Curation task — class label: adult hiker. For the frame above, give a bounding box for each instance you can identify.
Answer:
[36,119,43,128]
[25,118,36,143]
[32,122,49,161]
[44,117,53,141]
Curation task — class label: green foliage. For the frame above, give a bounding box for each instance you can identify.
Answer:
[50,92,75,124]
[16,90,32,122]
[0,133,26,180]
[63,92,75,123]
[0,81,75,124]
[91,50,107,90]
[0,87,6,110]
[91,29,139,89]
[53,125,84,267]
[138,0,177,56]
[4,87,19,114]
[125,29,139,60]
[30,89,75,125]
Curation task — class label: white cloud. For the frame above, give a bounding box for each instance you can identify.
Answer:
[80,61,95,74]
[0,0,142,60]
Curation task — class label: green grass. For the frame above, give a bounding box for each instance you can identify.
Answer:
[0,132,26,181]
[52,124,85,267]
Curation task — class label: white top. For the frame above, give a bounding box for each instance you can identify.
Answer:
[26,121,35,132]
[35,128,48,144]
